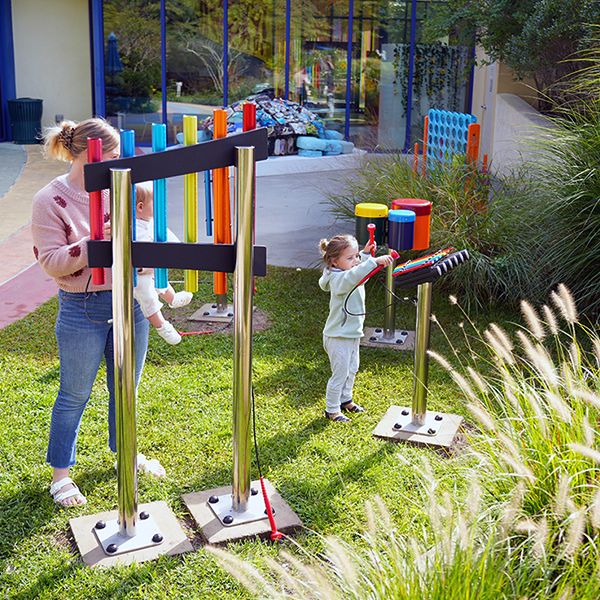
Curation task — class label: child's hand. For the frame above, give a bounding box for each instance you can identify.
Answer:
[375,254,394,267]
[363,240,376,255]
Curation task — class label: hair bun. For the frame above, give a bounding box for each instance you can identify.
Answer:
[57,125,75,151]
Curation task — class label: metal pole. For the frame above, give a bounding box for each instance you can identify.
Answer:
[383,260,395,338]
[111,168,138,537]
[412,282,432,425]
[231,146,255,512]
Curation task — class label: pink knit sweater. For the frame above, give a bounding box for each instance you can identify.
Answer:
[31,174,112,293]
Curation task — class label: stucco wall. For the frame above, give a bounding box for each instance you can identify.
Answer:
[11,0,92,127]
[492,93,549,174]
[497,63,538,109]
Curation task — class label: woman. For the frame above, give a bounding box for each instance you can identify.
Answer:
[32,118,154,507]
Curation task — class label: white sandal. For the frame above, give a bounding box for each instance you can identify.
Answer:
[50,476,87,507]
[114,453,166,478]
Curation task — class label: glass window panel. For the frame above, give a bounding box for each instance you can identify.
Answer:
[164,1,225,144]
[227,0,287,106]
[103,1,162,145]
[290,1,350,137]
[409,1,473,147]
[352,1,410,151]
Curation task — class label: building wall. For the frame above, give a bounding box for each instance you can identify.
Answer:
[497,63,538,109]
[12,0,91,127]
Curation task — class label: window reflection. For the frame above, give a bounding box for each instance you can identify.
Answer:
[101,1,473,152]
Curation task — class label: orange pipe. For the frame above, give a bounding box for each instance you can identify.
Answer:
[212,109,229,295]
[466,123,480,165]
[413,142,419,175]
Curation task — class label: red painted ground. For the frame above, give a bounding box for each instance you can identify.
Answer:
[0,263,57,329]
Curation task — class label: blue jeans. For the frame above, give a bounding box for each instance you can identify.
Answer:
[46,290,150,468]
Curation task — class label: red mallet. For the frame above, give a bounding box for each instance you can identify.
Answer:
[357,249,399,286]
[260,476,283,541]
[367,223,376,256]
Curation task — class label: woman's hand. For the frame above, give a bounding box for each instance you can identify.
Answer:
[103,223,111,240]
[375,254,394,267]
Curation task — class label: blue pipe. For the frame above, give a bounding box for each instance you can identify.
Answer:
[160,0,167,133]
[204,171,213,236]
[152,123,168,289]
[223,0,228,106]
[284,0,291,99]
[404,0,418,152]
[344,0,354,141]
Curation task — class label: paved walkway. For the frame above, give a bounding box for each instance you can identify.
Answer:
[0,142,346,329]
[0,144,66,328]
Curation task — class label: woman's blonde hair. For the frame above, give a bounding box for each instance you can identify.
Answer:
[43,117,119,162]
[319,234,357,268]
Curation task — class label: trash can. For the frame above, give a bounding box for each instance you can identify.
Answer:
[8,98,43,144]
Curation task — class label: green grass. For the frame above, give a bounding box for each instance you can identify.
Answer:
[0,267,521,598]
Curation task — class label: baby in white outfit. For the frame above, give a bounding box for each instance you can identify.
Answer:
[133,182,192,344]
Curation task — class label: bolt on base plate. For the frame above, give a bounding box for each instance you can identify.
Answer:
[189,303,234,323]
[361,327,414,350]
[207,486,272,527]
[373,405,463,448]
[94,512,163,556]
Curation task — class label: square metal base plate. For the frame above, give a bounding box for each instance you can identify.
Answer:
[182,479,302,545]
[373,406,463,448]
[208,486,273,527]
[189,303,234,323]
[361,327,414,350]
[69,500,193,568]
[94,512,163,556]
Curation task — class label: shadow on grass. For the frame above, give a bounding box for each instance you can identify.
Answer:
[0,466,115,562]
[180,416,328,494]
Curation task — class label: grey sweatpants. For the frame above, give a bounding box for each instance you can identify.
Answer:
[323,335,360,413]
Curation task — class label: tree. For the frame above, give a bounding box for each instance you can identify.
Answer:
[426,0,600,109]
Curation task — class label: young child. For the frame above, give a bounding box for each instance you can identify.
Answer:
[319,235,394,422]
[134,182,193,345]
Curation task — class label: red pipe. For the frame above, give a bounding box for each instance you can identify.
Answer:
[87,138,105,285]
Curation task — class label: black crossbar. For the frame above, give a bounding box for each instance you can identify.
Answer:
[83,128,269,192]
[87,240,267,277]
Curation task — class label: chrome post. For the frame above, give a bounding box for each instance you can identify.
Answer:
[412,282,432,425]
[383,259,395,338]
[231,146,255,512]
[111,168,138,537]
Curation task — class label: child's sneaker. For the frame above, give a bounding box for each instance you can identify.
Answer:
[156,321,182,345]
[169,291,193,309]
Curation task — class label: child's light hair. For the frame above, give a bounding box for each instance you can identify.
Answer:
[319,234,357,268]
[135,182,153,206]
[43,117,119,162]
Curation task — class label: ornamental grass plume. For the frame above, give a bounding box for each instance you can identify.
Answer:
[208,476,586,599]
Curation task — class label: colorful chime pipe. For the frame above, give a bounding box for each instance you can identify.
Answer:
[183,115,199,292]
[87,137,105,285]
[151,123,168,290]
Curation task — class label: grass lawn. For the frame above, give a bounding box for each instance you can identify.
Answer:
[0,266,516,599]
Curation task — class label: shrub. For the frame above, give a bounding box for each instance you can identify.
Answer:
[327,154,542,310]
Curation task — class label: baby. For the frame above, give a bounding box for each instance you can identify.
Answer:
[133,182,192,344]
